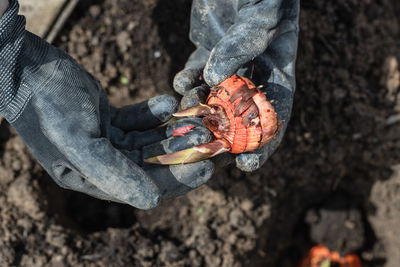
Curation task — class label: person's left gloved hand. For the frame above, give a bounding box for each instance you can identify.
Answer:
[174,0,299,171]
[0,0,214,209]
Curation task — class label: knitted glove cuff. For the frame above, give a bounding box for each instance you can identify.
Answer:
[0,0,49,122]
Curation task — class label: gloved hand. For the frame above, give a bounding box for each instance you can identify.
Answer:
[174,0,299,171]
[0,0,214,209]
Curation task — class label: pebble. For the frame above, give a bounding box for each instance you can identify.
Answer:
[89,5,101,17]
[154,51,161,58]
[116,31,131,52]
[229,209,244,227]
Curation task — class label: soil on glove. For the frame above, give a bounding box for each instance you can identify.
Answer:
[0,0,399,266]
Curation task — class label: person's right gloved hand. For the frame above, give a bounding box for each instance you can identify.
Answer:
[174,0,299,172]
[0,0,214,209]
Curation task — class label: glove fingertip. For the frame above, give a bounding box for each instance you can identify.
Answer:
[235,153,262,172]
[148,94,178,123]
[135,193,160,210]
[203,55,236,87]
[180,85,209,110]
[117,171,162,210]
[195,159,215,186]
[173,69,201,95]
[170,159,214,188]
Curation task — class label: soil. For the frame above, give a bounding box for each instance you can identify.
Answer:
[0,0,399,266]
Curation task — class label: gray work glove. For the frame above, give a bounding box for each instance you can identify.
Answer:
[0,0,214,209]
[174,0,299,171]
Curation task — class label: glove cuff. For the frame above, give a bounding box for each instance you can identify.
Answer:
[0,0,49,122]
[0,0,26,122]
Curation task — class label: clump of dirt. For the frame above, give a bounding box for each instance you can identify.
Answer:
[304,194,365,256]
[0,0,399,266]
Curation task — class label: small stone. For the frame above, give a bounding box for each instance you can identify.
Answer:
[7,175,43,220]
[0,166,14,185]
[76,43,88,57]
[46,227,66,248]
[116,31,131,52]
[229,209,244,227]
[89,5,101,17]
[333,88,347,99]
[154,51,161,58]
[127,21,138,31]
[228,233,237,244]
[240,199,253,212]
[240,223,255,236]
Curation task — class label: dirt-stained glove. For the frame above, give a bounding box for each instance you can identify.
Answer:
[174,0,299,171]
[0,0,214,209]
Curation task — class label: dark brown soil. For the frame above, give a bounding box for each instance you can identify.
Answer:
[0,0,399,266]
